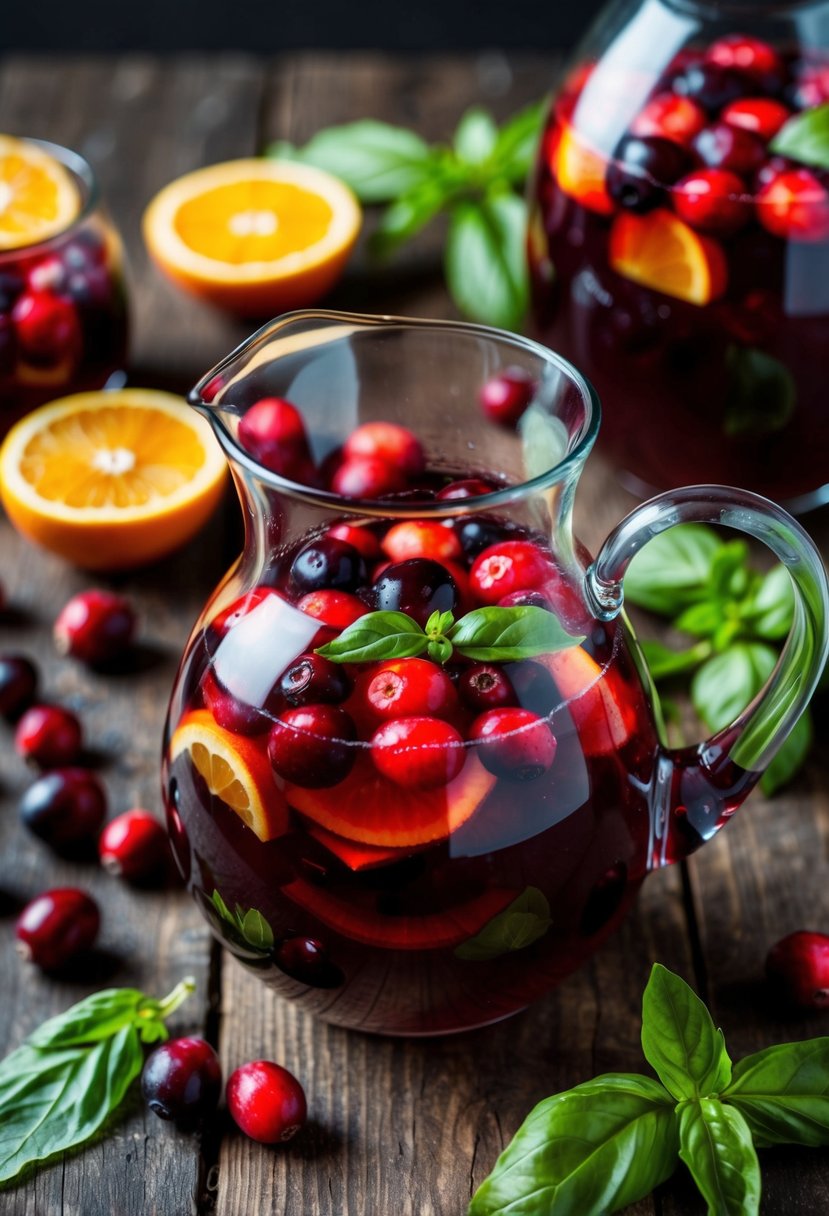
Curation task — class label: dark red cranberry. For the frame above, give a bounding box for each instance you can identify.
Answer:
[15,703,83,768]
[469,708,557,781]
[692,123,766,176]
[0,654,38,720]
[331,456,407,498]
[342,421,425,477]
[12,290,81,365]
[457,663,518,712]
[371,558,459,627]
[226,1060,307,1144]
[279,653,351,706]
[141,1037,222,1125]
[371,716,465,789]
[672,63,748,113]
[268,704,355,787]
[706,35,785,92]
[362,657,457,719]
[479,367,536,427]
[290,537,367,594]
[237,397,313,479]
[99,809,170,882]
[607,136,690,211]
[15,887,100,971]
[19,768,107,851]
[454,517,512,559]
[436,478,495,500]
[765,931,829,1009]
[274,936,344,988]
[673,168,750,235]
[202,669,272,735]
[53,589,137,664]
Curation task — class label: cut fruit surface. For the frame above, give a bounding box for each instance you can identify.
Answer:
[609,209,727,305]
[170,709,288,842]
[142,158,361,315]
[552,122,614,216]
[0,389,226,569]
[303,820,420,871]
[540,647,636,756]
[0,135,81,250]
[285,751,495,848]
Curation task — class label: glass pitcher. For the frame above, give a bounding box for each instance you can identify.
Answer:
[529,0,829,512]
[162,311,828,1036]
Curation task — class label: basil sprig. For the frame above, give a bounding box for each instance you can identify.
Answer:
[470,964,829,1216]
[316,605,582,666]
[771,102,829,172]
[0,978,195,1186]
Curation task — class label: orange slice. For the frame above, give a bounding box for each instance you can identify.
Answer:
[552,122,614,217]
[540,647,637,756]
[0,389,226,569]
[0,135,81,250]
[170,709,288,842]
[142,159,362,316]
[609,209,728,305]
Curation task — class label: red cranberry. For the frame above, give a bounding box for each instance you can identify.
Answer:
[381,520,462,564]
[706,35,785,90]
[672,63,749,113]
[0,654,38,720]
[268,704,355,787]
[19,768,107,851]
[479,367,535,427]
[202,669,272,735]
[331,456,407,498]
[54,589,136,664]
[789,62,829,110]
[362,657,457,720]
[274,936,344,988]
[757,168,829,242]
[99,809,170,882]
[673,168,750,235]
[436,478,494,500]
[692,123,766,176]
[765,931,829,1009]
[326,522,381,560]
[226,1060,307,1144]
[296,589,368,630]
[721,97,791,142]
[470,541,552,605]
[371,716,465,789]
[12,290,80,365]
[371,558,459,627]
[141,1037,222,1125]
[15,887,100,971]
[457,663,517,712]
[237,397,313,478]
[342,421,425,477]
[291,537,367,594]
[469,708,557,781]
[607,135,691,211]
[279,653,351,705]
[631,93,706,145]
[15,703,83,768]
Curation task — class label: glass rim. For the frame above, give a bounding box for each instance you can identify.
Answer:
[0,137,101,260]
[188,310,602,520]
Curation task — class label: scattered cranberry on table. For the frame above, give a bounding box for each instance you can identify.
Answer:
[98,809,171,883]
[766,931,829,1009]
[141,1037,222,1126]
[15,887,100,971]
[19,768,107,851]
[53,589,137,665]
[0,654,39,721]
[14,703,83,768]
[226,1060,307,1144]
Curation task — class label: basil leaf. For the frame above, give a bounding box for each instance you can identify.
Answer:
[760,708,812,796]
[316,611,427,663]
[427,637,454,664]
[491,100,545,183]
[691,643,777,732]
[625,524,722,616]
[448,605,581,662]
[641,964,732,1099]
[455,887,552,962]
[27,988,144,1049]
[212,888,234,924]
[445,192,529,331]
[267,120,436,202]
[678,1098,760,1216]
[709,542,752,601]
[454,107,498,166]
[241,907,275,951]
[371,177,456,257]
[771,102,829,172]
[742,565,794,641]
[468,1073,678,1216]
[640,639,712,682]
[0,1026,143,1185]
[724,1038,829,1147]
[724,346,796,439]
[674,600,728,639]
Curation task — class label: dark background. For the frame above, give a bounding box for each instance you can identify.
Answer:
[3,1,605,52]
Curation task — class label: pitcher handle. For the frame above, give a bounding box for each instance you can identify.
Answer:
[585,485,829,862]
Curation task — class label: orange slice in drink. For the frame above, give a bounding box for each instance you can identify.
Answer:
[170,709,288,842]
[0,135,81,250]
[609,208,728,305]
[0,389,227,569]
[142,159,361,315]
[552,122,614,217]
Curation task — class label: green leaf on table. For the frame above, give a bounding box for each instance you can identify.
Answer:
[642,965,732,1100]
[316,610,428,663]
[724,1038,829,1147]
[625,524,722,616]
[640,639,712,682]
[760,708,813,796]
[691,643,778,732]
[771,102,829,172]
[27,988,145,1049]
[468,1073,678,1216]
[445,192,529,330]
[448,605,581,662]
[455,887,552,961]
[742,565,794,641]
[724,346,796,439]
[454,106,498,166]
[491,99,545,182]
[678,1099,761,1216]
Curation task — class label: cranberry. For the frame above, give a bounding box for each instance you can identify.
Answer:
[371,558,459,627]
[15,703,83,768]
[470,541,552,605]
[99,809,170,882]
[455,516,512,559]
[381,520,462,564]
[291,537,367,594]
[607,135,690,211]
[0,654,38,720]
[757,168,829,242]
[53,589,136,664]
[706,35,785,91]
[331,456,407,498]
[12,290,81,365]
[506,659,560,715]
[479,367,536,427]
[371,716,465,789]
[274,936,344,987]
[19,768,107,851]
[788,62,829,110]
[436,478,494,500]
[765,931,829,1009]
[469,708,557,781]
[342,421,425,477]
[268,704,355,787]
[457,663,517,712]
[673,168,750,235]
[362,657,457,720]
[279,653,351,705]
[692,123,766,176]
[672,63,748,113]
[141,1037,222,1125]
[296,589,368,630]
[226,1060,307,1144]
[15,887,100,971]
[202,669,272,735]
[326,522,381,560]
[237,397,313,479]
[631,93,706,145]
[722,97,791,142]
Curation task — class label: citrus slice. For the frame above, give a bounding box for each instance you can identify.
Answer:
[170,709,288,842]
[540,647,636,756]
[609,208,728,305]
[142,158,362,315]
[0,389,227,569]
[552,122,614,217]
[0,135,81,250]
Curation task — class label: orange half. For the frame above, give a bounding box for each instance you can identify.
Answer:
[609,208,728,305]
[0,135,81,250]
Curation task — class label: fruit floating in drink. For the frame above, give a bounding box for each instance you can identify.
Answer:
[529,6,829,510]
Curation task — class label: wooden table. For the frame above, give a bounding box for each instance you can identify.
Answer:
[1,51,828,1216]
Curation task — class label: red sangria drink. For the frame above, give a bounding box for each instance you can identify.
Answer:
[529,0,829,510]
[162,313,827,1035]
[0,136,128,438]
